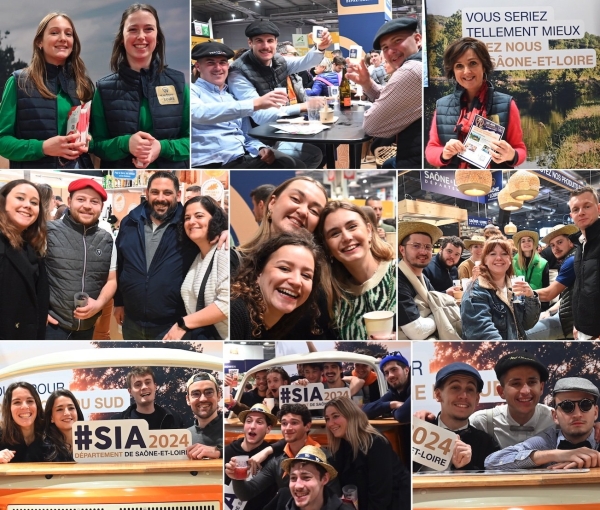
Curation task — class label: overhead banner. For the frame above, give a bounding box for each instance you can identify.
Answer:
[535,170,583,190]
[468,216,491,228]
[337,0,392,55]
[462,7,595,70]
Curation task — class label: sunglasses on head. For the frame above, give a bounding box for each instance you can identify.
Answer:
[556,398,596,414]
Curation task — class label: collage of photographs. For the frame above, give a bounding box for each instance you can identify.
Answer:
[0,0,599,508]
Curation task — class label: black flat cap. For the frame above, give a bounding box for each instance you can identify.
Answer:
[495,351,549,383]
[373,17,418,50]
[245,20,280,38]
[192,41,234,61]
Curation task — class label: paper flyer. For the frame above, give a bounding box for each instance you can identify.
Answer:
[66,100,92,143]
[458,114,505,169]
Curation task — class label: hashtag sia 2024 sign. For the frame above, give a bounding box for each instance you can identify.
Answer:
[279,383,351,409]
[72,420,192,463]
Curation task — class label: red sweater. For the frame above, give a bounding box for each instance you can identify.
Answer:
[425,98,527,168]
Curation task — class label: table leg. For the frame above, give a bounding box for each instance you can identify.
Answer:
[350,144,363,169]
[325,144,336,169]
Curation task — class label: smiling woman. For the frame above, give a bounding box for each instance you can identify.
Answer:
[42,389,85,462]
[230,230,326,340]
[91,3,189,169]
[425,37,527,169]
[0,179,49,339]
[0,12,94,169]
[316,201,396,340]
[0,382,45,463]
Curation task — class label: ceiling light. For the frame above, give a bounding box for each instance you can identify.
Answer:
[508,170,540,201]
[455,170,492,196]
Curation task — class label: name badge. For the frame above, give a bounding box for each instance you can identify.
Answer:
[156,85,179,105]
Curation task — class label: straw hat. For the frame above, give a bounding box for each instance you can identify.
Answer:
[512,230,539,248]
[397,221,443,245]
[281,445,337,479]
[238,403,278,427]
[464,235,486,249]
[541,224,579,245]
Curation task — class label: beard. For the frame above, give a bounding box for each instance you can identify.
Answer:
[150,200,178,221]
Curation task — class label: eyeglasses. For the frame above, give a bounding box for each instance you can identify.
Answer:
[556,398,596,414]
[404,243,433,252]
[190,388,216,399]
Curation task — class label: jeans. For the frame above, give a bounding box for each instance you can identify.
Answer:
[275,141,323,168]
[122,316,171,340]
[45,323,95,340]
[525,313,567,340]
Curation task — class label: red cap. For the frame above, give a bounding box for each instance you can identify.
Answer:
[68,178,107,202]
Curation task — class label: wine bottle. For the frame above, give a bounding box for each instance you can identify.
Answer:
[339,68,352,109]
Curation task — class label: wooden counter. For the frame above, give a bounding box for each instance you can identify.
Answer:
[413,468,600,509]
[0,459,222,476]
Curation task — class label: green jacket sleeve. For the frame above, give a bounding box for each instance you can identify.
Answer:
[0,76,45,161]
[158,83,190,161]
[90,88,132,161]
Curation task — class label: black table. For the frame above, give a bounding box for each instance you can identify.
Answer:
[248,104,371,169]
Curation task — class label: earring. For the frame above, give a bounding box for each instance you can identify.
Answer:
[266,210,272,221]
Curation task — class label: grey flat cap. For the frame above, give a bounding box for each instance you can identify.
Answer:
[553,377,600,398]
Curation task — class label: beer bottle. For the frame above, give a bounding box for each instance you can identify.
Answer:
[339,68,352,109]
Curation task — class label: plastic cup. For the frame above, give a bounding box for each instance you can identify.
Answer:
[74,292,89,309]
[461,278,471,292]
[232,455,249,480]
[224,385,231,404]
[342,485,358,509]
[348,45,363,65]
[264,398,275,411]
[474,261,481,266]
[327,86,339,107]
[312,26,324,46]
[274,87,288,106]
[453,279,461,288]
[307,96,322,122]
[363,311,394,337]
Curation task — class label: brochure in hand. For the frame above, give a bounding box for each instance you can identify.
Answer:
[458,115,505,169]
[66,101,91,143]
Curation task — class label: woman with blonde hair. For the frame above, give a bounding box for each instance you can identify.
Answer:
[512,229,549,309]
[461,237,540,339]
[324,397,409,510]
[0,179,49,339]
[316,201,396,340]
[0,13,93,169]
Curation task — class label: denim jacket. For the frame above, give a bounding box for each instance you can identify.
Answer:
[460,276,540,340]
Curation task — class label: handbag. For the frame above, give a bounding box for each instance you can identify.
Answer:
[188,251,221,340]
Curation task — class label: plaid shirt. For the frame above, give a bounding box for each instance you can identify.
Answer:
[363,58,422,139]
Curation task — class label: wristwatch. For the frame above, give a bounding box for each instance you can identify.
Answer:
[177,317,191,332]
[531,290,539,299]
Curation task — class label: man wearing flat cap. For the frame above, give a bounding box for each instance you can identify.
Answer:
[397,221,461,340]
[346,17,422,168]
[414,362,500,472]
[191,41,305,168]
[469,351,555,448]
[486,377,600,470]
[228,20,334,168]
[45,178,116,339]
[525,224,579,340]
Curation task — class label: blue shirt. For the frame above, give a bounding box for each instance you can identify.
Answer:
[484,425,597,470]
[556,255,575,287]
[190,78,266,166]
[228,48,325,125]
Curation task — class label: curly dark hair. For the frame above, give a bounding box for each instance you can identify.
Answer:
[278,403,312,425]
[43,389,84,461]
[179,195,228,244]
[231,231,325,338]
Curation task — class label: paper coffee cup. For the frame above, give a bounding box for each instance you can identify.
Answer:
[363,311,394,337]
